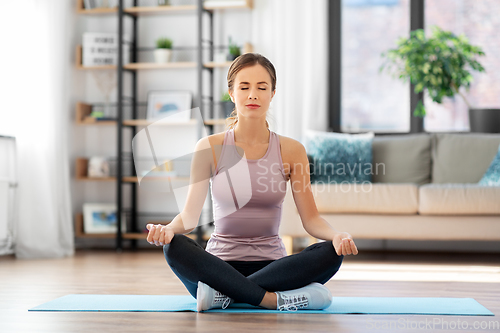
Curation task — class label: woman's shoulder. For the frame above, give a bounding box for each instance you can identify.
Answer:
[206,131,227,147]
[203,131,228,173]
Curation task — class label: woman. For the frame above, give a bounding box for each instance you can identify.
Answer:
[146,53,358,312]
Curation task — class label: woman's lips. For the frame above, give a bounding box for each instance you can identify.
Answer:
[246,105,260,109]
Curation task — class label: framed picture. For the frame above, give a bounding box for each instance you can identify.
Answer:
[83,203,127,234]
[146,90,193,122]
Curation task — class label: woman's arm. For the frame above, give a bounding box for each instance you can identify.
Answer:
[287,139,358,256]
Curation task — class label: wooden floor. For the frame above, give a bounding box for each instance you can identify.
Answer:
[1,249,499,333]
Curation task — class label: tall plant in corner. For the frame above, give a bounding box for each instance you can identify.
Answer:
[380,26,485,118]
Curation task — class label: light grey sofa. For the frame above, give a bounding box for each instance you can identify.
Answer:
[278,133,500,254]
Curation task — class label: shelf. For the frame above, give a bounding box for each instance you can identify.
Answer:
[78,119,116,126]
[76,102,116,125]
[75,102,228,127]
[204,119,227,125]
[75,158,191,182]
[123,176,191,183]
[76,61,229,71]
[76,119,227,126]
[76,0,253,16]
[75,175,189,182]
[76,0,118,15]
[74,212,208,240]
[122,118,227,126]
[204,61,234,68]
[123,119,198,126]
[124,5,198,15]
[204,0,253,10]
[123,62,197,70]
[76,41,253,70]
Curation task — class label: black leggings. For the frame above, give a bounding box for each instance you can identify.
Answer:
[163,234,344,306]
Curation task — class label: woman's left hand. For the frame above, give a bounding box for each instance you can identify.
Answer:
[332,232,359,256]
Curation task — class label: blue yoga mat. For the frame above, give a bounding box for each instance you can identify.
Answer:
[29,295,493,316]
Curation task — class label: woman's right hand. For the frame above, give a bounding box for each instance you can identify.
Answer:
[146,224,175,246]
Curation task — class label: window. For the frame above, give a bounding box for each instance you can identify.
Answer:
[424,0,500,131]
[341,0,410,133]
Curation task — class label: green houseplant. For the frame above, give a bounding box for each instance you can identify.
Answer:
[154,37,173,63]
[380,26,499,132]
[227,36,241,61]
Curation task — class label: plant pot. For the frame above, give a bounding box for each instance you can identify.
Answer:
[154,49,172,63]
[468,108,500,133]
[226,53,240,61]
[220,101,235,118]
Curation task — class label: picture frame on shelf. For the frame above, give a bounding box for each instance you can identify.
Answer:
[83,203,127,234]
[146,90,193,122]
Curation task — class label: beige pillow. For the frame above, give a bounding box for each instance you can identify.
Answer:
[431,133,500,183]
[372,134,431,184]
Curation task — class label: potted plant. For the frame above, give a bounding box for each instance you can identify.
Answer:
[380,26,499,133]
[227,36,241,61]
[220,91,234,118]
[154,37,173,63]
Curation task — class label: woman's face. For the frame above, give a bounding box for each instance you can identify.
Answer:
[229,64,275,120]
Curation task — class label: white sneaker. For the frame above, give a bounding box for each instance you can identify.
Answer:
[275,282,332,311]
[196,281,234,312]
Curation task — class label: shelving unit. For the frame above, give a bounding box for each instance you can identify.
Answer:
[76,0,253,250]
[74,212,209,241]
[76,0,253,15]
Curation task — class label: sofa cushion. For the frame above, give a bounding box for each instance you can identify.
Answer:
[419,184,500,215]
[304,130,374,184]
[479,144,500,186]
[310,183,418,214]
[431,133,500,183]
[372,134,431,185]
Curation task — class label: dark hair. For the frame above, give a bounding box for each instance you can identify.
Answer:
[225,53,277,130]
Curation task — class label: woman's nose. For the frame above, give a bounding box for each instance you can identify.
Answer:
[248,89,258,99]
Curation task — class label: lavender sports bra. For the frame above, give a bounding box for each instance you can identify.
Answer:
[205,128,288,261]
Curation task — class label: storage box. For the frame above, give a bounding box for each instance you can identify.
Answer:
[82,32,132,66]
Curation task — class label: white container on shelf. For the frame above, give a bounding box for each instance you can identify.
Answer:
[154,49,172,63]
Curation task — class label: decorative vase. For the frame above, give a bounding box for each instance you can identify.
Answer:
[468,108,500,133]
[154,49,172,63]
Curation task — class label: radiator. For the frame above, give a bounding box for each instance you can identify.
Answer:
[0,136,16,255]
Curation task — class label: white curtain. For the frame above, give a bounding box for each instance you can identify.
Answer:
[0,0,74,258]
[251,0,329,142]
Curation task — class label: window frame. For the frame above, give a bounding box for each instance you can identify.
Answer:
[328,0,425,135]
